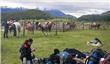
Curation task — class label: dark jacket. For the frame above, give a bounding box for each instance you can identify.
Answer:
[19,41,32,60]
[49,53,60,64]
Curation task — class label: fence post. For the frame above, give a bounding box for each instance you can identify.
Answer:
[62,22,65,32]
[23,21,25,36]
[32,21,34,35]
[55,20,58,35]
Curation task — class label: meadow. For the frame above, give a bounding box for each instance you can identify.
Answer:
[1,29,110,64]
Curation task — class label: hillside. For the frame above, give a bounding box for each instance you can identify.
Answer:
[78,11,110,21]
[1,7,77,21]
[46,9,77,20]
[1,9,53,21]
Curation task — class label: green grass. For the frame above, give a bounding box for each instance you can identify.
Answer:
[1,30,110,64]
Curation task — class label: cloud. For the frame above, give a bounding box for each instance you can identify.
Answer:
[1,0,110,3]
[1,0,110,17]
[65,9,108,18]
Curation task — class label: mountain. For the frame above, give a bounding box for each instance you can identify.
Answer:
[1,7,27,13]
[1,7,77,21]
[46,9,65,17]
[78,11,110,21]
[1,9,53,21]
[102,11,110,15]
[45,9,77,20]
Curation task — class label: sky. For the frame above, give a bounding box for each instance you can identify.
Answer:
[0,0,110,17]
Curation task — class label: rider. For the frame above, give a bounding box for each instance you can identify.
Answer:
[19,38,35,64]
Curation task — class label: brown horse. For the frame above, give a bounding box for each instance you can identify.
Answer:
[25,21,55,36]
[37,21,55,36]
[25,21,34,34]
[38,22,55,32]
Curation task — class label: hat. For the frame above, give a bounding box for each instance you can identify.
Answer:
[28,38,33,42]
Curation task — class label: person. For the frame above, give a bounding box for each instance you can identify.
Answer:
[86,48,106,64]
[13,24,17,37]
[87,38,102,46]
[49,49,60,64]
[3,20,9,38]
[100,53,110,64]
[62,48,85,64]
[19,38,35,64]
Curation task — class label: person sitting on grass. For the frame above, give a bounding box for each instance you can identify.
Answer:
[49,49,60,64]
[19,38,35,64]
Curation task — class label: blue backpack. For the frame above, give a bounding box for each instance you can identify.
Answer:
[85,48,106,64]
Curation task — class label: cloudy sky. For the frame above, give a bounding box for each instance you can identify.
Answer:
[1,0,110,17]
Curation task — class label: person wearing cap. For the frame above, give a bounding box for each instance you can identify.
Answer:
[19,38,35,64]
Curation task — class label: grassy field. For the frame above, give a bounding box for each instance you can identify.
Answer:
[1,30,110,64]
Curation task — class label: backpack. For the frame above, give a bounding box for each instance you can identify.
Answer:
[85,48,106,64]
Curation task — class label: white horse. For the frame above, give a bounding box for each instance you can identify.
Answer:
[13,21,21,37]
[6,20,21,37]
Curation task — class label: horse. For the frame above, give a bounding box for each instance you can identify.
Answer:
[90,23,101,29]
[37,21,55,36]
[38,22,55,32]
[25,21,35,34]
[65,22,76,31]
[8,21,21,37]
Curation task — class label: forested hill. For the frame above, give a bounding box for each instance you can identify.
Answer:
[1,9,53,21]
[1,7,77,21]
[78,11,110,22]
[1,7,110,22]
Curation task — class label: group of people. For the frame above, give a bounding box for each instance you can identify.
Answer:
[19,38,110,64]
[3,18,21,38]
[3,19,18,38]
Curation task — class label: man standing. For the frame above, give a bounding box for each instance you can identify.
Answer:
[13,24,17,37]
[3,20,9,38]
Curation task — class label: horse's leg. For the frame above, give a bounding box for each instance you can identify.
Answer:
[41,28,47,37]
[9,29,11,34]
[42,30,46,36]
[48,25,52,32]
[32,27,34,35]
[13,29,17,37]
[97,25,100,29]
[17,28,20,37]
